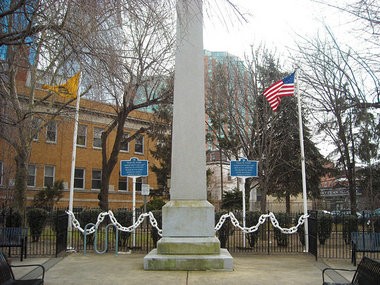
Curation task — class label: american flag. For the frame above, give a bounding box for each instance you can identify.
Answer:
[263,72,295,111]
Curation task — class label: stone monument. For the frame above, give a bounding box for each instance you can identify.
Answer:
[144,0,233,271]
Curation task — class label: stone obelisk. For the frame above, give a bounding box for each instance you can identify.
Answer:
[144,0,233,271]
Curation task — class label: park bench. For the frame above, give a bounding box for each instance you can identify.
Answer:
[322,256,380,285]
[0,252,45,285]
[0,228,28,262]
[351,232,380,266]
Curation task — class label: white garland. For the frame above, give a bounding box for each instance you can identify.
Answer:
[67,210,308,237]
[215,212,308,234]
[66,210,162,236]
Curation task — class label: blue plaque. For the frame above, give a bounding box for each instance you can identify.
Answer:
[120,158,148,177]
[230,158,258,177]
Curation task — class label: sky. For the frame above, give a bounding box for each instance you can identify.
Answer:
[203,0,353,59]
[203,0,361,157]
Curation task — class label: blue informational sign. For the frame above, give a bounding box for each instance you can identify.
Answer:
[120,158,148,177]
[230,158,258,177]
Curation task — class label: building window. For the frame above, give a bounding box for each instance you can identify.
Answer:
[46,121,57,143]
[134,135,144,154]
[120,133,129,152]
[0,161,3,186]
[27,165,36,187]
[74,168,85,189]
[44,165,55,187]
[93,127,103,148]
[77,124,87,147]
[92,170,101,190]
[118,176,128,191]
[135,177,146,192]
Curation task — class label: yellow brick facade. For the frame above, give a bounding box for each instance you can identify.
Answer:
[0,88,160,210]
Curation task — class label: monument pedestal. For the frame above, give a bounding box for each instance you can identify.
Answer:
[144,248,233,271]
[144,201,233,271]
[144,0,233,271]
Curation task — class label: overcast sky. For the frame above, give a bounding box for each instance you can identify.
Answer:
[203,0,354,59]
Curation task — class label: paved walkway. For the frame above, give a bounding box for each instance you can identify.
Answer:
[11,253,356,285]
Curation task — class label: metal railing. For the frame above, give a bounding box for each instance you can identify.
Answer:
[1,208,379,261]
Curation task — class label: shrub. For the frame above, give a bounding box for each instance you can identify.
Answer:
[318,213,333,245]
[52,209,68,234]
[144,197,166,212]
[273,213,291,247]
[374,217,380,233]
[343,215,358,245]
[112,209,133,247]
[245,211,261,248]
[215,211,235,248]
[5,209,22,227]
[77,208,102,244]
[295,213,305,246]
[26,208,48,242]
[33,180,64,211]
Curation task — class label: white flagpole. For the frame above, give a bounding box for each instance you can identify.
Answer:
[296,70,309,252]
[67,74,81,251]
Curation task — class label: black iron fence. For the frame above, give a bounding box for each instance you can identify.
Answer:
[1,208,380,262]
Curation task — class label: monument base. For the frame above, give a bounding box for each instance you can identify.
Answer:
[157,237,220,255]
[143,200,233,271]
[144,248,233,271]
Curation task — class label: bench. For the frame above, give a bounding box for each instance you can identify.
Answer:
[0,228,28,262]
[0,252,45,285]
[322,256,380,285]
[351,232,380,266]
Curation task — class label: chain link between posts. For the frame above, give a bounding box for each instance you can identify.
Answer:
[215,212,309,234]
[67,210,308,237]
[66,210,163,236]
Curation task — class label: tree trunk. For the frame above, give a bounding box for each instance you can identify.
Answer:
[260,182,267,213]
[285,192,290,214]
[14,150,28,215]
[98,174,110,211]
[99,110,128,211]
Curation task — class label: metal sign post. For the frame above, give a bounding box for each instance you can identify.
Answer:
[230,158,258,248]
[141,184,150,213]
[120,158,148,249]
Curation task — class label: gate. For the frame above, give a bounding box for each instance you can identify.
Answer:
[55,211,68,257]
[308,210,318,260]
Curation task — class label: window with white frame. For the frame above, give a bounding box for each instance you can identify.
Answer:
[0,161,3,186]
[118,176,128,191]
[74,168,85,189]
[120,132,129,152]
[27,165,36,187]
[93,127,103,148]
[77,124,87,147]
[134,134,144,154]
[92,170,101,190]
[46,121,57,143]
[44,165,55,187]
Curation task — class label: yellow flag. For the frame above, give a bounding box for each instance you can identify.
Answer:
[42,72,80,98]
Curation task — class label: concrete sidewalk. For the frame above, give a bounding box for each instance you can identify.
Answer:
[11,253,356,285]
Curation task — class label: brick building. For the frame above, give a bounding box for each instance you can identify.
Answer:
[0,77,160,210]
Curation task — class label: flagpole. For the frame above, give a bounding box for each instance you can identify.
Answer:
[295,69,309,252]
[67,76,81,252]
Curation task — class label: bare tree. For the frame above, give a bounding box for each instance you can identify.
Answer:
[0,0,92,212]
[312,0,380,107]
[206,46,289,212]
[95,1,175,210]
[294,27,380,213]
[0,0,146,212]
